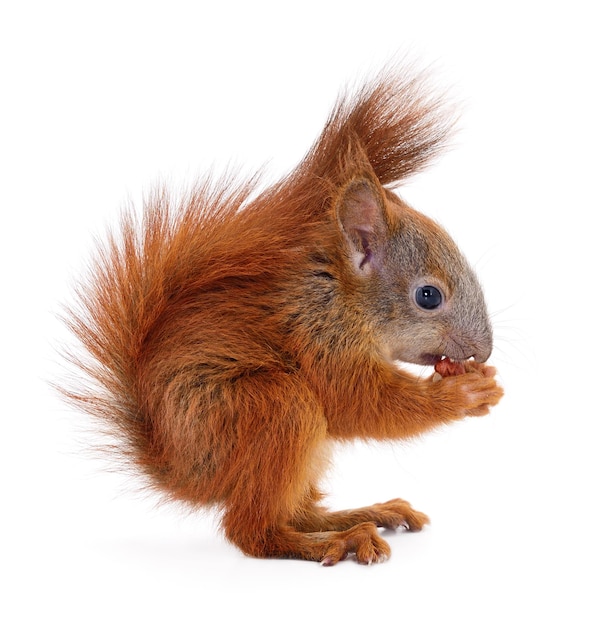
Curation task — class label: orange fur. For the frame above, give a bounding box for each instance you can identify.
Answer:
[62,66,503,565]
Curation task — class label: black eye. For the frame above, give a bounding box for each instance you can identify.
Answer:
[415,285,443,310]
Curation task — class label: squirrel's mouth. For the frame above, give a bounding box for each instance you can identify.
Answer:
[403,351,475,369]
[420,353,449,366]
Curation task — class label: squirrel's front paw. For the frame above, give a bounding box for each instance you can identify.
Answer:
[435,366,503,417]
[461,372,503,416]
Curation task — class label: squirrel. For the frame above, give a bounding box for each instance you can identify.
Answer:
[62,65,503,566]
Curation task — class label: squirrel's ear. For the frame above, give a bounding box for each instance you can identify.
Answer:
[336,178,389,274]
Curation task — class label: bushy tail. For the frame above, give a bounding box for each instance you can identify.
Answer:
[60,177,265,469]
[301,63,455,190]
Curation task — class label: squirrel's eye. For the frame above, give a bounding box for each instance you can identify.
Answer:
[415,285,443,310]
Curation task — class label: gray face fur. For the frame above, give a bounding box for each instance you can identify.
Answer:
[337,181,493,368]
[373,200,493,366]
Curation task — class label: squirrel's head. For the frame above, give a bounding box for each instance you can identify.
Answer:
[336,176,493,367]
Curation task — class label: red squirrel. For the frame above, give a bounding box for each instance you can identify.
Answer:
[62,66,503,565]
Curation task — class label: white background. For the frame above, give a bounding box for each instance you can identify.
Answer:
[2,1,599,624]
